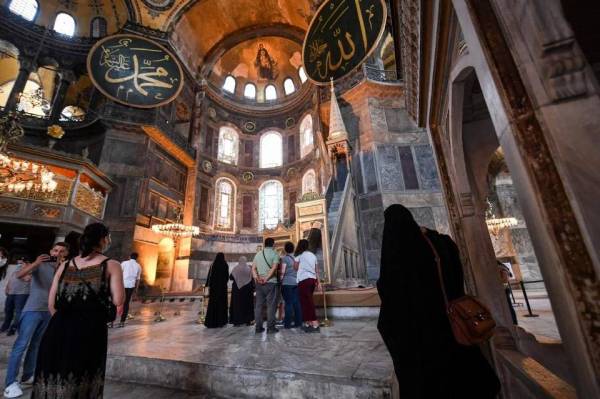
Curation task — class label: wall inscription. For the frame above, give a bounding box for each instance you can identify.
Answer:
[87,34,184,108]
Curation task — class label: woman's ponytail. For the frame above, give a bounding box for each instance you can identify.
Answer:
[79,223,109,257]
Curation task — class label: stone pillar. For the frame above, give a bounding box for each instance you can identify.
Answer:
[4,56,36,113]
[48,69,75,123]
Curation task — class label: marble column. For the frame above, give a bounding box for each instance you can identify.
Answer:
[48,69,75,123]
[3,56,36,113]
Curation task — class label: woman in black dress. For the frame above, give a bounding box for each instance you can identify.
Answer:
[204,253,229,328]
[32,223,124,398]
[377,204,500,399]
[229,256,254,326]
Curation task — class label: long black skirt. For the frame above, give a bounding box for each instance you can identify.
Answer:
[229,282,254,325]
[204,288,228,328]
[32,310,107,398]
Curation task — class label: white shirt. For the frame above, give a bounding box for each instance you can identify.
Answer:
[295,251,317,283]
[121,259,142,289]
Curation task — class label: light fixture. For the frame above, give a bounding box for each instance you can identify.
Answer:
[485,199,517,235]
[0,112,58,194]
[151,204,199,238]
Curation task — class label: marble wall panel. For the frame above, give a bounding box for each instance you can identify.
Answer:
[377,145,404,192]
[510,227,542,281]
[409,207,436,230]
[103,138,147,167]
[361,151,379,193]
[414,144,441,191]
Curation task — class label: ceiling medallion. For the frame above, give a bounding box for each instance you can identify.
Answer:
[285,117,295,128]
[201,160,213,173]
[287,167,297,178]
[244,121,256,132]
[241,171,254,183]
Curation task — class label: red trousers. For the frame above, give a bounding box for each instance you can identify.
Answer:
[298,278,317,321]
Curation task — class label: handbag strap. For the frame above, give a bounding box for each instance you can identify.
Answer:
[421,231,449,308]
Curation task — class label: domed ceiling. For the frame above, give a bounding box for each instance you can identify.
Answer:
[173,0,320,71]
[209,36,303,97]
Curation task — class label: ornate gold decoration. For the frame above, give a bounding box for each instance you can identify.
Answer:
[241,171,254,183]
[201,160,213,173]
[47,125,65,139]
[152,203,199,238]
[73,182,105,219]
[244,121,256,132]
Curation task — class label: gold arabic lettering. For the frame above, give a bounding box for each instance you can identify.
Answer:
[104,54,173,97]
[315,32,356,79]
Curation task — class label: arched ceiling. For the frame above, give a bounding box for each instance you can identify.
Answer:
[173,0,321,72]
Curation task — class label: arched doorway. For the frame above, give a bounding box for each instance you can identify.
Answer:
[154,237,175,291]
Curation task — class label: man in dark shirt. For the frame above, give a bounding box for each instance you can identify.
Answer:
[3,242,68,398]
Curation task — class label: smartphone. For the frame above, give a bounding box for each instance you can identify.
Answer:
[48,256,58,262]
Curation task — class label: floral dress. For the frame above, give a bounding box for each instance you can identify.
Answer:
[32,259,112,398]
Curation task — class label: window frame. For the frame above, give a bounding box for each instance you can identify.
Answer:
[283,77,296,95]
[302,169,317,195]
[90,16,107,38]
[243,83,256,99]
[259,180,284,231]
[223,75,236,94]
[259,131,283,168]
[53,12,76,37]
[298,66,308,83]
[217,126,240,165]
[299,114,314,158]
[214,177,236,231]
[265,84,277,101]
[8,0,38,22]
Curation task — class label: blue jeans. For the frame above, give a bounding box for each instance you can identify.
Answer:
[282,285,302,328]
[5,311,50,387]
[1,294,29,332]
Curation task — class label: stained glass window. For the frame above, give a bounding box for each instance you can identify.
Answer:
[217,126,239,165]
[54,13,76,37]
[223,76,236,93]
[9,0,37,21]
[259,180,283,230]
[215,178,235,229]
[299,114,314,158]
[260,131,282,168]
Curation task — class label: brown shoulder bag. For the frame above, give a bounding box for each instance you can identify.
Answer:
[422,234,496,346]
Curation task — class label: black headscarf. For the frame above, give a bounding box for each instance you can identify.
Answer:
[204,253,229,328]
[377,204,499,399]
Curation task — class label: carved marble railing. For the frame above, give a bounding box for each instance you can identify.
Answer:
[319,64,403,101]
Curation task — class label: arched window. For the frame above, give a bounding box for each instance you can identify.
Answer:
[283,78,295,95]
[53,13,75,37]
[298,66,308,83]
[9,0,38,21]
[215,178,236,230]
[217,126,239,165]
[259,180,283,230]
[90,17,107,38]
[265,84,277,100]
[260,131,282,168]
[299,114,314,158]
[10,80,49,117]
[302,169,317,195]
[59,105,86,121]
[223,75,236,93]
[244,83,256,99]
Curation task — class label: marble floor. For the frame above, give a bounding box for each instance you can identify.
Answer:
[511,291,561,341]
[0,301,395,399]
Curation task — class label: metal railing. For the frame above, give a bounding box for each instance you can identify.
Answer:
[363,64,401,82]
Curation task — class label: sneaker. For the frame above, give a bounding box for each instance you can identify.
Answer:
[267,327,279,334]
[20,377,33,386]
[4,382,23,398]
[255,327,265,334]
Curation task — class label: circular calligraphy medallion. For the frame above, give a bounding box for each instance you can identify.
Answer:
[201,160,213,173]
[285,117,295,128]
[302,0,387,85]
[142,0,175,11]
[87,34,184,108]
[242,171,254,183]
[244,121,256,132]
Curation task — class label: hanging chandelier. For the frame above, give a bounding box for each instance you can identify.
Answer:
[485,199,517,235]
[151,204,199,238]
[0,112,58,194]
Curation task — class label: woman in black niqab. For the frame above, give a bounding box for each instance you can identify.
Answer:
[377,204,500,399]
[204,253,229,328]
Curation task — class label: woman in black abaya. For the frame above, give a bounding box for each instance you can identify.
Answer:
[229,256,254,326]
[377,204,500,399]
[204,253,229,328]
